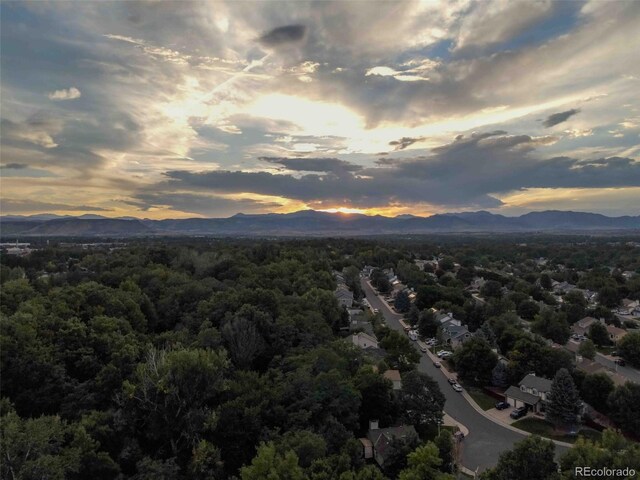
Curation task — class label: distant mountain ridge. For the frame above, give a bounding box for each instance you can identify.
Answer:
[1,210,639,237]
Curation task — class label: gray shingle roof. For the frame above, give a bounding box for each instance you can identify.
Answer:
[504,385,541,405]
[519,374,552,392]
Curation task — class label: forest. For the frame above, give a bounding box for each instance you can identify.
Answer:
[1,236,639,479]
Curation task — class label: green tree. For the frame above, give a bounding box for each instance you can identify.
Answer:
[532,308,570,344]
[240,442,305,480]
[398,441,454,480]
[381,432,420,479]
[452,337,498,386]
[479,436,558,480]
[398,370,445,435]
[418,310,439,339]
[546,368,581,428]
[597,286,620,308]
[481,280,503,299]
[491,362,509,388]
[607,382,640,434]
[579,373,614,414]
[617,332,640,367]
[577,339,596,360]
[434,430,455,473]
[395,290,411,313]
[588,322,610,347]
[121,347,228,460]
[517,300,540,321]
[380,330,421,371]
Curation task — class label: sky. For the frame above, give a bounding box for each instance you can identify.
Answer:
[1,0,639,219]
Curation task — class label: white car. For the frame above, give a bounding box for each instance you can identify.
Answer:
[373,308,379,314]
[452,383,463,392]
[437,351,453,358]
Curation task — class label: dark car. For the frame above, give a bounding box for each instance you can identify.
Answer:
[495,401,510,410]
[510,406,527,419]
[615,358,626,366]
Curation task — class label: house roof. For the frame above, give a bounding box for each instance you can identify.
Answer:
[442,324,469,339]
[576,317,598,329]
[367,425,417,464]
[352,332,378,345]
[606,325,627,336]
[519,374,552,392]
[334,287,354,299]
[383,369,401,382]
[504,385,541,405]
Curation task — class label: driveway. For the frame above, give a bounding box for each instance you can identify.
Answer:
[361,278,569,472]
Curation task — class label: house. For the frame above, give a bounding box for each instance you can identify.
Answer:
[441,323,471,349]
[351,332,379,350]
[575,357,606,375]
[334,285,354,307]
[617,298,640,316]
[504,373,552,413]
[361,421,417,467]
[571,317,600,337]
[383,369,402,390]
[552,281,577,294]
[362,265,375,278]
[606,324,628,343]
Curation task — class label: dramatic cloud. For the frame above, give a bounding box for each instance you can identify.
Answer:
[2,163,28,169]
[2,199,110,213]
[47,87,81,101]
[2,1,639,216]
[543,108,581,128]
[130,192,282,216]
[258,25,306,47]
[143,131,640,211]
[389,137,425,150]
[259,156,362,173]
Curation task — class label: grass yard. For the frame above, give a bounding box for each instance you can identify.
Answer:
[467,387,496,411]
[511,417,602,444]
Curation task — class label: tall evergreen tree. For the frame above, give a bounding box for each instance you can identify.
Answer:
[546,368,581,428]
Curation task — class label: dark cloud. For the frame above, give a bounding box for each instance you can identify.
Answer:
[543,108,581,128]
[130,192,281,216]
[146,131,640,210]
[1,199,110,213]
[2,163,28,169]
[259,156,362,173]
[258,25,306,47]
[389,136,425,150]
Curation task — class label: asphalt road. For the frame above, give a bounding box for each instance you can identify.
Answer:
[594,352,640,384]
[361,278,569,472]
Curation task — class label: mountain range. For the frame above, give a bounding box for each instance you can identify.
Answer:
[1,210,639,237]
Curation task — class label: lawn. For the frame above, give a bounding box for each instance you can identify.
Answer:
[511,417,602,444]
[467,387,496,411]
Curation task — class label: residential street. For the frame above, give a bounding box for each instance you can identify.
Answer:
[594,352,640,384]
[361,278,569,472]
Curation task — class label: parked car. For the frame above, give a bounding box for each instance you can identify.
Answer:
[419,344,428,353]
[447,378,457,385]
[373,308,379,314]
[495,401,510,410]
[452,383,463,392]
[433,361,442,368]
[510,406,527,419]
[440,352,453,359]
[615,358,626,366]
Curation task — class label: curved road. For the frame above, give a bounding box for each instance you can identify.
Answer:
[361,278,568,472]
